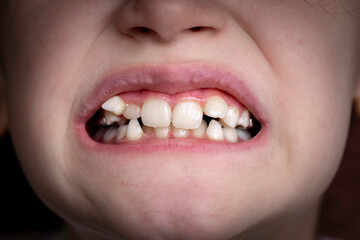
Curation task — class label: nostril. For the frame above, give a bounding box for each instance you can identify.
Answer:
[132,26,152,33]
[189,26,205,32]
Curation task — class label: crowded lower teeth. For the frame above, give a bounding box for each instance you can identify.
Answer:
[86,95,261,144]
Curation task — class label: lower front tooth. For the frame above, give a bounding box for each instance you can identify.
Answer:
[223,127,238,143]
[172,126,189,138]
[192,120,207,138]
[116,125,128,140]
[142,125,154,135]
[103,127,118,143]
[155,126,170,138]
[206,120,224,141]
[126,119,143,140]
[236,128,252,141]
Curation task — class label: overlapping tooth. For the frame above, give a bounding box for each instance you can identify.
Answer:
[192,120,207,138]
[123,104,141,120]
[204,96,228,118]
[206,120,224,141]
[237,110,250,128]
[104,111,121,125]
[172,101,203,129]
[103,127,118,143]
[172,126,189,138]
[142,125,154,135]
[237,128,252,141]
[155,126,170,138]
[116,125,128,140]
[221,106,240,128]
[126,119,143,140]
[223,127,238,143]
[141,98,172,128]
[102,96,125,115]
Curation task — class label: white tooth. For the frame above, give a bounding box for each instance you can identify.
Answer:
[104,110,121,125]
[116,125,128,140]
[142,125,154,135]
[155,126,170,138]
[103,127,118,143]
[126,119,143,140]
[237,110,250,128]
[237,129,252,141]
[223,127,238,143]
[206,120,224,141]
[172,101,203,129]
[123,104,141,120]
[204,96,228,118]
[102,96,125,115]
[221,106,240,128]
[192,120,207,138]
[141,98,172,128]
[172,126,189,138]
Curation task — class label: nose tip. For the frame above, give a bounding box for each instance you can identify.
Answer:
[117,0,225,42]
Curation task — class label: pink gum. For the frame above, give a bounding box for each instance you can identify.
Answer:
[116,88,247,112]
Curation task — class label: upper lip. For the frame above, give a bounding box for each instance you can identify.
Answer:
[75,62,268,127]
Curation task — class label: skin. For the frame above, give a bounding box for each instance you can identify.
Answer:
[1,0,360,239]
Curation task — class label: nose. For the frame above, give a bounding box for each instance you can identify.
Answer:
[117,0,226,42]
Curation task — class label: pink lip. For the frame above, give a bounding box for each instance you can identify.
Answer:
[74,63,270,153]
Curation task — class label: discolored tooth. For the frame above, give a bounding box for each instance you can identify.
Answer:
[204,96,228,118]
[141,98,172,128]
[93,128,107,142]
[172,126,189,138]
[223,127,238,143]
[206,120,224,141]
[123,104,141,120]
[172,101,202,129]
[103,127,118,143]
[116,125,128,140]
[237,129,252,141]
[126,119,143,140]
[104,110,121,125]
[222,106,240,128]
[237,110,250,128]
[102,96,125,115]
[142,125,154,135]
[192,120,207,138]
[155,126,170,138]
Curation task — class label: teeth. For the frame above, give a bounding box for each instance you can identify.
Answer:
[237,128,252,141]
[126,119,143,140]
[237,110,250,128]
[116,125,128,140]
[141,98,172,128]
[103,127,118,143]
[204,96,228,118]
[102,96,125,115]
[142,125,154,135]
[221,106,240,128]
[192,120,207,138]
[172,101,203,129]
[123,104,141,120]
[223,127,238,143]
[206,120,224,141]
[104,110,121,125]
[155,126,170,138]
[172,126,189,138]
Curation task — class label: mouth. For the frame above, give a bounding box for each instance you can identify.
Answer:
[76,63,268,152]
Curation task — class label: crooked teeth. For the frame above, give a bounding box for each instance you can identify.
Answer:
[237,110,250,128]
[221,106,240,128]
[141,98,172,128]
[103,127,118,143]
[192,120,207,138]
[204,96,228,118]
[223,127,238,143]
[155,126,170,138]
[237,128,252,141]
[104,111,121,125]
[102,96,125,115]
[126,119,143,140]
[123,104,141,120]
[206,120,224,141]
[172,101,203,129]
[116,125,128,140]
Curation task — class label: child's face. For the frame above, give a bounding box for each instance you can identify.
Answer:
[1,0,360,239]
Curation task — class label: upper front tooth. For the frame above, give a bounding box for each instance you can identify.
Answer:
[204,96,228,118]
[126,119,143,140]
[123,103,141,119]
[206,120,224,141]
[237,110,250,128]
[221,106,240,128]
[104,110,121,125]
[141,98,172,128]
[172,101,203,129]
[102,96,125,115]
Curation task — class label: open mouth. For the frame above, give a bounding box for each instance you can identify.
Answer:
[86,88,261,144]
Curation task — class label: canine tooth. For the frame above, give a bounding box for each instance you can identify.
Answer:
[204,96,228,118]
[155,126,170,138]
[104,110,121,125]
[102,96,125,115]
[206,120,224,141]
[172,101,202,129]
[222,106,240,128]
[126,119,143,140]
[141,98,172,128]
[192,120,207,138]
[223,127,238,143]
[123,104,141,120]
[172,126,189,138]
[116,125,128,140]
[142,125,154,135]
[237,129,252,141]
[237,110,250,128]
[103,127,118,143]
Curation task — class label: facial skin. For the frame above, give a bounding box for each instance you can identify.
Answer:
[1,0,360,239]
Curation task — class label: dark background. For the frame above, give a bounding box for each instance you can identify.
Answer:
[0,113,359,239]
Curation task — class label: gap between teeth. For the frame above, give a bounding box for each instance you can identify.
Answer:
[98,95,254,143]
